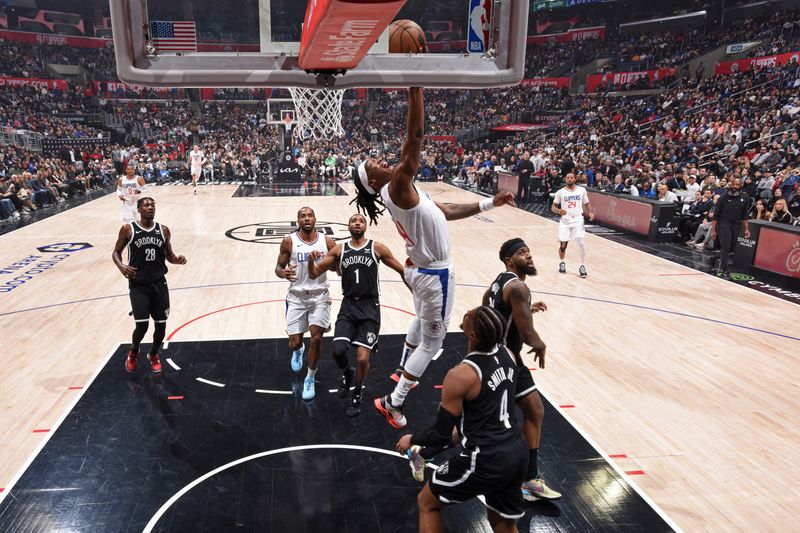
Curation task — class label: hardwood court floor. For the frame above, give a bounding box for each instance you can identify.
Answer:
[0,182,798,531]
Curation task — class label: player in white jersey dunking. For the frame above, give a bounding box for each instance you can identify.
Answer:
[117,165,146,223]
[552,172,594,277]
[275,207,336,401]
[187,145,206,195]
[352,87,514,429]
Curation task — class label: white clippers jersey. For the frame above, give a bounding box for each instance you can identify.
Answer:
[288,231,329,293]
[380,184,451,267]
[119,176,144,205]
[189,150,204,169]
[554,186,589,227]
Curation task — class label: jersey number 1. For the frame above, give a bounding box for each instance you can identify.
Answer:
[354,269,360,284]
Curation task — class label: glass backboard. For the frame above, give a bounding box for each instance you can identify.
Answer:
[110,0,529,89]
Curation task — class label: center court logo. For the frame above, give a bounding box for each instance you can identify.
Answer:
[225,221,351,245]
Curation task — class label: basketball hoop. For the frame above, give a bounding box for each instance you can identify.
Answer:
[288,87,345,140]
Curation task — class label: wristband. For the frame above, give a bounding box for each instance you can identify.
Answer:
[479,198,494,212]
[410,405,459,447]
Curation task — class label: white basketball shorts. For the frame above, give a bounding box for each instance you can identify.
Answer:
[405,263,455,339]
[558,222,585,242]
[285,290,331,336]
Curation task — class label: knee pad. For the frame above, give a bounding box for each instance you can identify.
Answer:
[134,321,149,336]
[405,317,423,347]
[153,322,166,334]
[404,333,444,378]
[419,317,447,341]
[332,339,350,369]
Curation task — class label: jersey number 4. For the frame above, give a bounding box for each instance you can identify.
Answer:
[499,390,511,429]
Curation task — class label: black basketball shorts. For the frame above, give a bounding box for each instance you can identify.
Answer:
[429,437,528,520]
[129,277,170,323]
[333,297,381,350]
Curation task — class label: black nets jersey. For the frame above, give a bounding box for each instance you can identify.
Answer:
[488,272,522,355]
[340,240,379,299]
[459,344,520,449]
[127,222,168,283]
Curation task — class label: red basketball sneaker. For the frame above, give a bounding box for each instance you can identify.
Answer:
[148,353,163,373]
[125,349,138,373]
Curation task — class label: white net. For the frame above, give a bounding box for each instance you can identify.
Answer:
[288,87,346,140]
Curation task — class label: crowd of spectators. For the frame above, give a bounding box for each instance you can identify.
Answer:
[453,62,800,233]
[0,84,106,138]
[0,145,115,220]
[2,11,800,229]
[524,8,800,79]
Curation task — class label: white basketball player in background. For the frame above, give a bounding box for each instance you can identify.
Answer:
[117,164,146,223]
[353,87,514,429]
[274,206,336,401]
[187,144,206,195]
[552,172,594,277]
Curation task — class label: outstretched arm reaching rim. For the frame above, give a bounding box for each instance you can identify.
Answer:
[388,88,424,209]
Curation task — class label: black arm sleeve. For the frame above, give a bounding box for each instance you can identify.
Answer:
[410,405,459,447]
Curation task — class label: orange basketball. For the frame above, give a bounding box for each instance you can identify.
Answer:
[389,19,427,53]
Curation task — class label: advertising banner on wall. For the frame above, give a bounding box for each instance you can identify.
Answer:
[586,67,676,92]
[520,77,571,89]
[0,76,68,90]
[714,51,800,75]
[527,26,605,45]
[753,227,800,279]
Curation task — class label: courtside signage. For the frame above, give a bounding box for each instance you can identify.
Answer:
[0,243,93,293]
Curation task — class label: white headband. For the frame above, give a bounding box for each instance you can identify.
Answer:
[357,161,377,195]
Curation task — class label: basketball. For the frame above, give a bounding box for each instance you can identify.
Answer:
[389,19,427,53]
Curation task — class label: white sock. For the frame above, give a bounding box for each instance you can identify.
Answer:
[306,368,317,380]
[391,376,416,407]
[576,238,586,265]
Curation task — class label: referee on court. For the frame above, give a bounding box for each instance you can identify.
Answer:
[711,177,750,279]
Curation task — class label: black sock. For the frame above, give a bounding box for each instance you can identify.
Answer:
[132,321,148,351]
[527,448,539,479]
[353,383,362,397]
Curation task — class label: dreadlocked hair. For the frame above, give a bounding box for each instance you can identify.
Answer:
[350,188,385,226]
[472,306,506,352]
